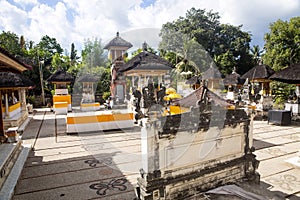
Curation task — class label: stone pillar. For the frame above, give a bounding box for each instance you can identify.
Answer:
[141,118,159,174]
[132,76,135,88]
[5,93,9,117]
[158,75,162,90]
[21,88,27,111]
[0,91,4,138]
[138,118,162,200]
[17,89,20,102]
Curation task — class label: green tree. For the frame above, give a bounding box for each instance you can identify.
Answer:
[263,17,300,71]
[263,17,300,107]
[20,35,26,50]
[79,38,110,95]
[159,8,253,76]
[0,31,23,56]
[23,35,64,97]
[51,53,71,72]
[70,43,80,66]
[37,35,63,67]
[250,45,264,65]
[81,38,106,68]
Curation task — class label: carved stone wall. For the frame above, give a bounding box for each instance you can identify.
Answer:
[136,109,259,200]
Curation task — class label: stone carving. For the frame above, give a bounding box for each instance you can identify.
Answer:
[84,158,113,167]
[266,174,300,191]
[89,178,128,195]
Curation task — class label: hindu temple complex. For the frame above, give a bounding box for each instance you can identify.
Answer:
[0,32,300,200]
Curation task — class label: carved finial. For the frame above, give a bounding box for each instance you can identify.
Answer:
[142,42,148,51]
[116,32,119,37]
[232,66,237,73]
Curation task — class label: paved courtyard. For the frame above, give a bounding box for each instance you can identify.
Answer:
[12,109,300,199]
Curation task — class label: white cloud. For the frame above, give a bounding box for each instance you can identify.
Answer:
[13,0,38,6]
[0,0,299,51]
[0,1,28,33]
[25,2,73,48]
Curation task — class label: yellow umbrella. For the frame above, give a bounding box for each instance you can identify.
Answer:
[163,93,182,100]
[165,87,176,94]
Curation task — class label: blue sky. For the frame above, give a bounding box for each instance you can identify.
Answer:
[1,0,299,52]
[140,0,156,8]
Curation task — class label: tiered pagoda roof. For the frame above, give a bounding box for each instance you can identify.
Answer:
[104,32,133,49]
[120,50,174,73]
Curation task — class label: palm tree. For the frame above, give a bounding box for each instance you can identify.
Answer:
[250,45,264,65]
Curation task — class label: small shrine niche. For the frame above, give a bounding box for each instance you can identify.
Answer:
[82,82,95,103]
[47,69,74,113]
[77,74,100,111]
[54,82,68,95]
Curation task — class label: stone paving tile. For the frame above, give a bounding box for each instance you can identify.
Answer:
[13,113,300,199]
[13,177,136,200]
[14,109,142,199]
[252,120,300,198]
[255,141,300,161]
[32,140,83,151]
[21,156,100,179]
[56,134,81,142]
[257,152,297,178]
[21,113,44,140]
[24,151,92,167]
[28,143,87,157]
[21,152,141,179]
[255,133,300,146]
[262,169,300,196]
[253,127,300,140]
[253,121,300,136]
[15,163,136,194]
[79,132,141,143]
[36,116,55,138]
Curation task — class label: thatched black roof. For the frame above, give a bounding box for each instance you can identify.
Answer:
[185,75,201,85]
[173,85,230,108]
[0,47,32,71]
[223,71,245,86]
[241,64,275,80]
[77,74,98,82]
[104,32,133,49]
[202,66,222,80]
[270,63,300,84]
[0,71,34,88]
[47,69,74,83]
[120,51,174,73]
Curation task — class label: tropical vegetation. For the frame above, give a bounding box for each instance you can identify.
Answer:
[0,8,299,108]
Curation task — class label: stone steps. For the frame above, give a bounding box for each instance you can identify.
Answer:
[0,142,30,200]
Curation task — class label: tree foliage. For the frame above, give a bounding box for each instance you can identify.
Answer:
[263,17,300,107]
[159,8,254,76]
[77,38,110,95]
[0,31,23,55]
[263,17,300,71]
[81,38,107,68]
[250,45,264,65]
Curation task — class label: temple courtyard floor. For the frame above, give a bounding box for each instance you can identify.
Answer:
[10,108,300,200]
